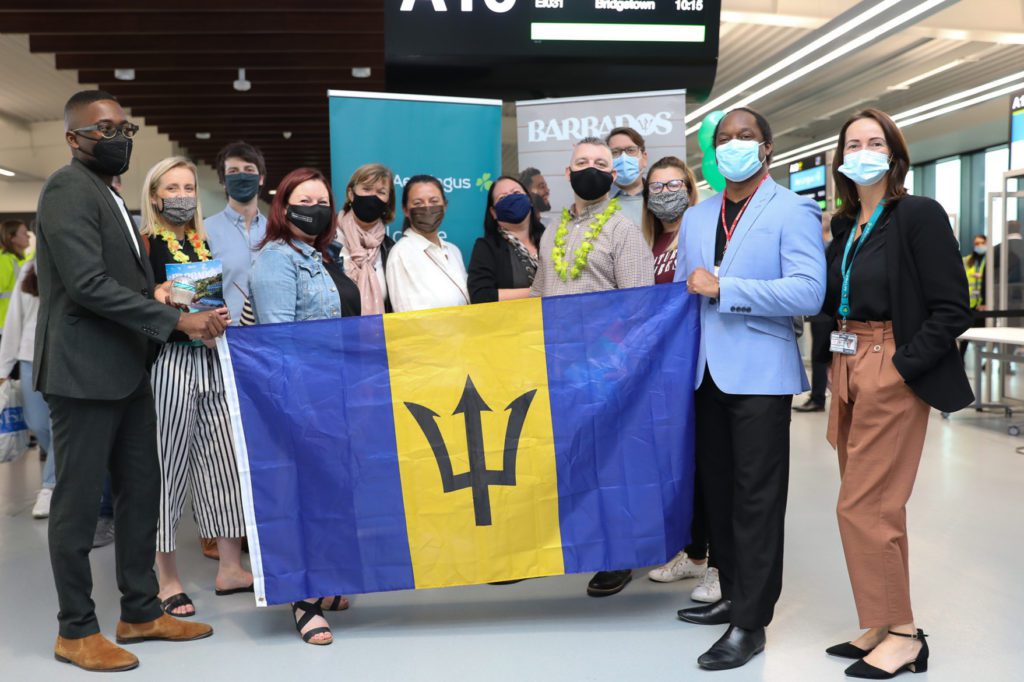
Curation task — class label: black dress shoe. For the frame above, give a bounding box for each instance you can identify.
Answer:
[586,569,632,597]
[845,629,928,679]
[697,624,766,671]
[677,599,732,625]
[793,398,826,412]
[826,641,873,659]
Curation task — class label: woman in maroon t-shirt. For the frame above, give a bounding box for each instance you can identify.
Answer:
[641,156,719,600]
[642,156,699,285]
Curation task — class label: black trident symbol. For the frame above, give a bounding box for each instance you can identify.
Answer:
[404,376,537,527]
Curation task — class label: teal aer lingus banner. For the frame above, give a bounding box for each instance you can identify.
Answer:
[328,90,504,265]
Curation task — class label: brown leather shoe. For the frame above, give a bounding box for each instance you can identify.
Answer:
[116,613,213,644]
[55,633,139,672]
[200,537,219,560]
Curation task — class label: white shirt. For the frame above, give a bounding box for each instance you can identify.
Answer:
[108,188,140,257]
[0,263,38,375]
[385,230,469,313]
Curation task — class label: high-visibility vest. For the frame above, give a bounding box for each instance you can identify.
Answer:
[964,255,985,309]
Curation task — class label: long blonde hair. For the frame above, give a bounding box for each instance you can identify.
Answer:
[641,156,698,251]
[139,156,206,239]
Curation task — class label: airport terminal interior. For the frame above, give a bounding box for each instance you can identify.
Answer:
[1,1,1023,680]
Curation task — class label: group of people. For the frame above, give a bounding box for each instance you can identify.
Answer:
[18,89,974,677]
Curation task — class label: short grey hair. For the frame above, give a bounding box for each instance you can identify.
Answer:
[575,136,610,149]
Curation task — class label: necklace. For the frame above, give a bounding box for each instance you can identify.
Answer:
[552,199,619,281]
[154,226,211,264]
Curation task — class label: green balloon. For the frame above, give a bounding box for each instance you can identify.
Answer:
[697,110,726,154]
[702,154,726,193]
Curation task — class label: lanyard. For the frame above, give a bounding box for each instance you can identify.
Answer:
[719,174,768,254]
[838,203,885,324]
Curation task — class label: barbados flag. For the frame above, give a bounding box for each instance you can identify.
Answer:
[219,284,699,606]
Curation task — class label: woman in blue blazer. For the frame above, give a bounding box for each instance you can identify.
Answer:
[674,108,826,671]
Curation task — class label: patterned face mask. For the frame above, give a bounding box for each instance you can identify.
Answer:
[646,188,689,222]
[159,195,197,226]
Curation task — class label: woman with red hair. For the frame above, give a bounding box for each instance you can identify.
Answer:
[250,168,361,323]
[249,168,360,645]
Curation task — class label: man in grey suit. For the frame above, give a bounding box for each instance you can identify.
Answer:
[35,90,229,672]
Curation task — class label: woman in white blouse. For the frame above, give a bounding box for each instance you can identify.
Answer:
[386,175,469,312]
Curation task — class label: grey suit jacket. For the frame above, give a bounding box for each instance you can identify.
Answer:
[33,158,180,400]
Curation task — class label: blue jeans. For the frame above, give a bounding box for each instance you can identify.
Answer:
[18,361,55,489]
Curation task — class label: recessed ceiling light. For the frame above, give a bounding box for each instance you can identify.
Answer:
[352,67,372,79]
[114,68,135,81]
[0,167,15,177]
[268,189,277,195]
[233,68,251,92]
[282,131,292,140]
[195,132,211,140]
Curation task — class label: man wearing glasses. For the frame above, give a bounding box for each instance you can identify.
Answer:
[34,90,226,672]
[606,126,649,228]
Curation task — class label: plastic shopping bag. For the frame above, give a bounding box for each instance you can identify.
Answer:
[0,380,29,464]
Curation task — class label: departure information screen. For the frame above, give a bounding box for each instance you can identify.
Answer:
[789,154,828,211]
[385,0,721,98]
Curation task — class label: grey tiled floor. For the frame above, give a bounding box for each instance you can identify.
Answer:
[1,405,1021,681]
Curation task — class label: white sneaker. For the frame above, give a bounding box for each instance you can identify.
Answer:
[690,567,721,603]
[648,551,708,583]
[32,488,53,519]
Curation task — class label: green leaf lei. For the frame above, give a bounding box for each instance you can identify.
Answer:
[552,198,620,281]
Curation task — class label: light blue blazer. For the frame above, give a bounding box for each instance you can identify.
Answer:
[674,177,826,395]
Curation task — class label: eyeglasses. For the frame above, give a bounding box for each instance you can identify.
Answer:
[72,122,140,140]
[610,145,642,158]
[648,180,686,194]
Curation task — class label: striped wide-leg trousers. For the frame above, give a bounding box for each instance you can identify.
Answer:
[151,343,245,553]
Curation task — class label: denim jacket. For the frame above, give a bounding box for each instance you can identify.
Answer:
[250,239,343,323]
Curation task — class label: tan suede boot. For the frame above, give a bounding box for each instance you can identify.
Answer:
[116,613,213,644]
[55,633,139,672]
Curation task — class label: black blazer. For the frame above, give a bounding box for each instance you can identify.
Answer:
[467,232,532,304]
[33,159,180,400]
[819,195,973,412]
[380,235,395,313]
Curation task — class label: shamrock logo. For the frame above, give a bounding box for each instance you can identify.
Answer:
[475,172,494,191]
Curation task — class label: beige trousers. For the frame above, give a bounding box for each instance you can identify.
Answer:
[827,321,930,629]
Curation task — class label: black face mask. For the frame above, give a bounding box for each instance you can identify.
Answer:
[77,134,132,177]
[569,167,614,202]
[287,204,334,237]
[351,193,388,223]
[225,173,261,203]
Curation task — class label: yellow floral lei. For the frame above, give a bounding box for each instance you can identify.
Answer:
[552,198,619,281]
[154,227,211,264]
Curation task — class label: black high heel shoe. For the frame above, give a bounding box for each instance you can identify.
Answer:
[845,629,928,679]
[826,641,873,659]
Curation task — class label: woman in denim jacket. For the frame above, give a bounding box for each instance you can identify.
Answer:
[249,168,360,645]
[251,168,361,324]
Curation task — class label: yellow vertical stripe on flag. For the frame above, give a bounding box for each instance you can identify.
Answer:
[383,298,564,589]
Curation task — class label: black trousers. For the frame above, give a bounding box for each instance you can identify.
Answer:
[46,379,163,638]
[683,462,709,561]
[695,369,792,629]
[809,314,833,405]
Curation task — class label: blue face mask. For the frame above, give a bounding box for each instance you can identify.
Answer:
[613,153,641,186]
[838,150,890,187]
[224,172,261,202]
[715,140,765,182]
[493,193,533,224]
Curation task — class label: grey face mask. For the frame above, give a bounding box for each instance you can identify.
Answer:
[160,195,197,226]
[647,189,690,222]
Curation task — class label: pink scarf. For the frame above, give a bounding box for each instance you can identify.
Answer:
[337,210,386,316]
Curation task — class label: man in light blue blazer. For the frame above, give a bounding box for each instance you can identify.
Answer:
[673,108,826,671]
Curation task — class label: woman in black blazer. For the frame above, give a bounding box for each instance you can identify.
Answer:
[468,175,545,303]
[818,108,972,680]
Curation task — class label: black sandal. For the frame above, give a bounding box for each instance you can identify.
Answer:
[319,595,349,612]
[160,592,195,617]
[292,600,332,646]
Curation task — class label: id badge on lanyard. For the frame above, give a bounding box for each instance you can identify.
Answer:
[832,203,884,356]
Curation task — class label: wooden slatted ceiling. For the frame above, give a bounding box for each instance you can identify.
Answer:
[0,0,386,191]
